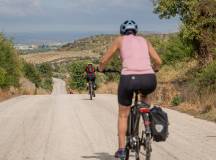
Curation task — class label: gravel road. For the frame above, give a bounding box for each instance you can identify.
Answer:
[0,78,215,160]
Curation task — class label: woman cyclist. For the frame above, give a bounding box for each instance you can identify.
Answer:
[98,20,162,159]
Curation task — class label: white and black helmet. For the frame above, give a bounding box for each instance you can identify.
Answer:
[120,20,138,35]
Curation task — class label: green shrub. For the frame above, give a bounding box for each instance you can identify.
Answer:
[37,63,53,77]
[22,62,41,88]
[161,36,194,64]
[195,61,216,92]
[147,34,194,65]
[171,95,183,106]
[68,61,88,91]
[22,62,53,91]
[40,78,53,90]
[0,67,6,87]
[37,63,53,91]
[105,54,121,81]
[0,33,21,87]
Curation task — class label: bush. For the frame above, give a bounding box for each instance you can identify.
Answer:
[171,95,183,106]
[40,78,53,90]
[105,53,121,81]
[68,61,88,91]
[37,63,53,77]
[0,33,21,87]
[22,62,53,90]
[195,61,216,92]
[37,63,53,91]
[22,62,41,88]
[161,36,194,64]
[147,35,194,65]
[0,67,6,87]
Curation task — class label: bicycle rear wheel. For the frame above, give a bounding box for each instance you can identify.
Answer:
[144,134,151,160]
[135,117,145,160]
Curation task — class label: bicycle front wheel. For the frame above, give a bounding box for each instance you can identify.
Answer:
[89,82,93,100]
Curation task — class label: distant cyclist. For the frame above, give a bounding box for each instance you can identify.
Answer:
[85,63,96,90]
[98,20,162,159]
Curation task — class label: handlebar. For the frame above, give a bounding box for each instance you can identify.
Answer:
[96,67,121,74]
[97,67,159,74]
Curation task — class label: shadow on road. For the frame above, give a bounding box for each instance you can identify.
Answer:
[81,98,93,101]
[82,152,114,160]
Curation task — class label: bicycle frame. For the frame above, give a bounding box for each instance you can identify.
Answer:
[125,92,152,160]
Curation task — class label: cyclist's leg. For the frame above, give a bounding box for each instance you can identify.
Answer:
[118,75,133,149]
[92,77,96,89]
[118,105,131,149]
[86,76,90,89]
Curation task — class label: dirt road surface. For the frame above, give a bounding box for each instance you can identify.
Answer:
[0,78,216,160]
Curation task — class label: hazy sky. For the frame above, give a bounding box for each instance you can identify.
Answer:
[0,0,179,33]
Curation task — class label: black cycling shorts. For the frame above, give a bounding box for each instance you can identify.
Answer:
[86,74,96,82]
[118,74,157,106]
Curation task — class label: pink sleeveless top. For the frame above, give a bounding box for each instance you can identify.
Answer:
[120,35,154,75]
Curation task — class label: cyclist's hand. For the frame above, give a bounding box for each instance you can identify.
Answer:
[154,65,160,73]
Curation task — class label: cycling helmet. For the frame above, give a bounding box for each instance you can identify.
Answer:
[120,20,138,35]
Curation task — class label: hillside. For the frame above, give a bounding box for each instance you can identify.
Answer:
[60,33,171,54]
[60,34,116,53]
[21,35,116,65]
[22,33,171,65]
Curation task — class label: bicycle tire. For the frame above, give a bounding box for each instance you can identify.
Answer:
[125,147,130,160]
[145,134,151,160]
[135,117,145,160]
[125,112,132,160]
[89,82,93,100]
[93,88,96,97]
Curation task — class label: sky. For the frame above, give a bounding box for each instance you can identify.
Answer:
[0,0,179,33]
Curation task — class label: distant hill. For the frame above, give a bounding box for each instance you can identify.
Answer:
[59,34,117,55]
[23,33,172,64]
[59,33,172,54]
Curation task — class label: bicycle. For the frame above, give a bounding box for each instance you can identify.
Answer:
[125,92,152,160]
[99,68,153,160]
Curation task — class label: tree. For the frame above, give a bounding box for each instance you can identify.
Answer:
[0,33,21,87]
[153,0,216,64]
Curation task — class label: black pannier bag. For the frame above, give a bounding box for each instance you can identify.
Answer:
[150,106,169,142]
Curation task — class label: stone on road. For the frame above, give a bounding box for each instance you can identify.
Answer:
[0,78,215,160]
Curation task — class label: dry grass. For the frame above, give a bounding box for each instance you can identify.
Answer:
[97,82,118,94]
[150,82,180,106]
[0,87,20,102]
[157,60,198,83]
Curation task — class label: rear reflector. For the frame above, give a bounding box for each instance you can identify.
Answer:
[139,108,150,113]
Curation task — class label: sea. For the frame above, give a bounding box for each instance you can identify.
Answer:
[4,31,114,45]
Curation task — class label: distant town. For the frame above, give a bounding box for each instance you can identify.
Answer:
[14,42,67,53]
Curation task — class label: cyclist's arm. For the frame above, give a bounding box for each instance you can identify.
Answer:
[147,41,162,66]
[99,37,121,71]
